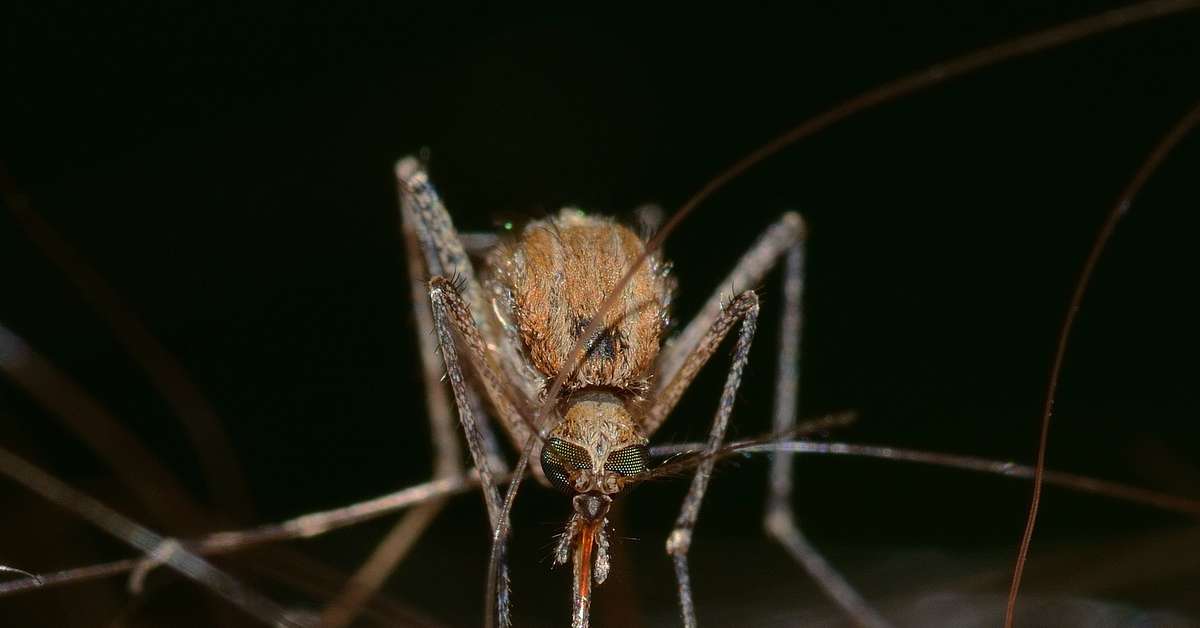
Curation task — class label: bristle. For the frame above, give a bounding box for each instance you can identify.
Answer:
[593,519,610,585]
[555,515,580,566]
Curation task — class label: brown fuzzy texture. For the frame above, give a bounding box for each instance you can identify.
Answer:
[488,209,673,395]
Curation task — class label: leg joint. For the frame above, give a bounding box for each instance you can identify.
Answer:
[666,527,692,557]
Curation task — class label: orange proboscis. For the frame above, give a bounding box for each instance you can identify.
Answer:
[575,521,597,602]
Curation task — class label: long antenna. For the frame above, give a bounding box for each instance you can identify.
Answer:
[1004,99,1200,628]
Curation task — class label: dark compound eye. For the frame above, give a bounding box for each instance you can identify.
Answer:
[604,444,651,477]
[541,438,592,493]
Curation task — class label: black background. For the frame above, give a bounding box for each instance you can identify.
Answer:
[2,3,1199,626]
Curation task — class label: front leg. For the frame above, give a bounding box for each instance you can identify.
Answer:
[396,157,543,407]
[428,276,527,525]
[429,278,537,628]
[645,212,803,435]
[664,291,759,628]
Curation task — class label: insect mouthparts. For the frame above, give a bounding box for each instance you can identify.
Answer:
[573,493,612,522]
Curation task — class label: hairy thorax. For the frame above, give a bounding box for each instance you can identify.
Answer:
[486,209,674,396]
[487,210,673,490]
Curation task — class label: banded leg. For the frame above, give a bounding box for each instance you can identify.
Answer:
[665,291,759,628]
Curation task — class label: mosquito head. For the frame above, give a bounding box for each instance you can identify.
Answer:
[540,389,651,497]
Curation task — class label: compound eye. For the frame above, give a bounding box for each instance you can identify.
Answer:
[541,438,592,493]
[604,444,651,477]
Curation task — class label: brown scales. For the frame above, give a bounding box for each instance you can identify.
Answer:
[487,209,674,397]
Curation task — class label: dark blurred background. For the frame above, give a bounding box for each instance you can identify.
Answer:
[2,2,1199,626]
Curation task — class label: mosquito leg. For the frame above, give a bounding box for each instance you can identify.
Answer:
[396,157,542,407]
[646,212,804,435]
[664,291,759,628]
[406,222,505,469]
[397,158,527,469]
[459,225,519,462]
[764,246,892,628]
[767,244,804,517]
[395,158,480,299]
[427,280,533,454]
[325,155,534,628]
[396,160,538,627]
[469,386,509,474]
[648,212,886,624]
[318,206,478,628]
[427,274,534,522]
[429,276,523,623]
[404,221,468,480]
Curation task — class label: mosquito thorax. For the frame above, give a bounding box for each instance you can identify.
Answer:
[486,208,675,394]
[540,389,651,495]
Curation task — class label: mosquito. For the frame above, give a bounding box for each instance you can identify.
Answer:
[397,148,817,628]
[1,2,1198,627]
